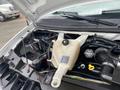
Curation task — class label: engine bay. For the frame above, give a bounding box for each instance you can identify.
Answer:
[1,30,120,90]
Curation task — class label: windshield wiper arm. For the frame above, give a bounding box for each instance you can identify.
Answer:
[53,11,118,26]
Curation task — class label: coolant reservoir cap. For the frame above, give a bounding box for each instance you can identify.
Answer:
[62,39,69,46]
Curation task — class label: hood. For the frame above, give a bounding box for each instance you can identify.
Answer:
[8,0,120,23]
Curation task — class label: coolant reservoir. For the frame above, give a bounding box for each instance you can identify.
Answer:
[50,33,88,88]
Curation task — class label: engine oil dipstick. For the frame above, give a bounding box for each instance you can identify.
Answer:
[88,64,95,71]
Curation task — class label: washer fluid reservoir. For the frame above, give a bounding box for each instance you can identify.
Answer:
[51,33,88,88]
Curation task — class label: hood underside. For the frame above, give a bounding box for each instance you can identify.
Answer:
[8,0,120,23]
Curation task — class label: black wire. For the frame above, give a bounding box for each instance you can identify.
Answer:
[69,71,101,80]
[45,34,58,40]
[89,62,102,66]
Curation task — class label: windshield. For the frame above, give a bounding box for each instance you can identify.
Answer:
[37,1,120,33]
[54,0,120,16]
[0,0,9,5]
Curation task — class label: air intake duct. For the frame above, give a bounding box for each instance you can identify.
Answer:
[95,48,115,81]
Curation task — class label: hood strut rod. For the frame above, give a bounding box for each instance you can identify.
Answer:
[21,37,30,73]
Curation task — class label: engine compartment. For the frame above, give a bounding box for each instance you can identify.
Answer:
[1,30,120,90]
